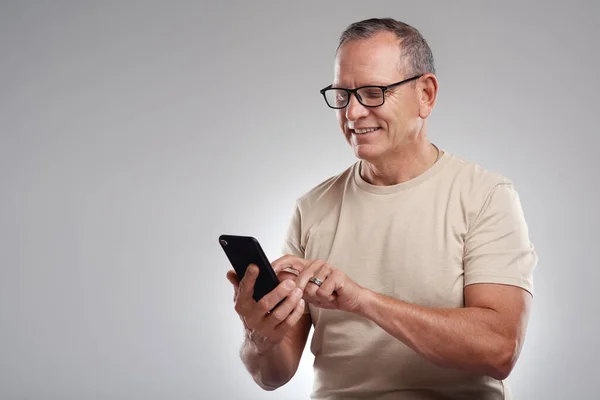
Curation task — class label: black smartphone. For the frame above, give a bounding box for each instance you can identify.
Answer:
[219,234,280,302]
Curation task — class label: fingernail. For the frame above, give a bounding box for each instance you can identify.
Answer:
[283,280,295,289]
[299,299,305,307]
[293,288,303,297]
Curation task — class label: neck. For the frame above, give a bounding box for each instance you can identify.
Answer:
[360,140,441,186]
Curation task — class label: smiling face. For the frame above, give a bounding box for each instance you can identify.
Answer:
[333,32,425,162]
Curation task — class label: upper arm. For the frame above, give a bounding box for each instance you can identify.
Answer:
[462,180,536,342]
[461,181,537,378]
[463,183,537,294]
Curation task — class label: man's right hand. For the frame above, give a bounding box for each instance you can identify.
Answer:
[226,265,305,354]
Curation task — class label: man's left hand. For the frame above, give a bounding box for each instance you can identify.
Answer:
[272,255,364,313]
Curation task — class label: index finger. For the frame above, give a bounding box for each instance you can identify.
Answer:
[226,270,240,289]
[271,254,309,274]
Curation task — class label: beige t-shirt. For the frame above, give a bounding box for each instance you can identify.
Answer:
[281,151,536,400]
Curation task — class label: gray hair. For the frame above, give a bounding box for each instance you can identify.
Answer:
[337,18,436,76]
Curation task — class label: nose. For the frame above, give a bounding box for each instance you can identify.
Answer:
[345,93,369,122]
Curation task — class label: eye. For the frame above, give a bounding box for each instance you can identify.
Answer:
[325,89,348,107]
[359,88,382,99]
[335,92,347,102]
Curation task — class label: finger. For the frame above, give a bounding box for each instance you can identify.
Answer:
[226,270,239,289]
[274,298,306,337]
[304,263,331,303]
[296,260,327,291]
[264,286,304,329]
[276,270,299,282]
[237,264,258,300]
[234,264,259,329]
[271,254,308,274]
[270,254,295,272]
[255,278,297,315]
[316,270,339,302]
[303,263,329,299]
[226,270,241,302]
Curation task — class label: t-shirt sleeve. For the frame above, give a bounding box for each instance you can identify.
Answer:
[281,202,305,258]
[463,183,537,295]
[281,202,311,314]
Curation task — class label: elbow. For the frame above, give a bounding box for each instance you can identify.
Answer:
[255,371,294,392]
[257,382,280,391]
[489,338,519,380]
[489,365,512,381]
[255,375,284,391]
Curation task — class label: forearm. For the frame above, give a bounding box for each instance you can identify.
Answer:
[240,332,299,390]
[357,289,515,380]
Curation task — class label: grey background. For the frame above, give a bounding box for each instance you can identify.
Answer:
[1,1,598,399]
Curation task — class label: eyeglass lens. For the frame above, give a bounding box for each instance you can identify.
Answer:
[324,87,384,108]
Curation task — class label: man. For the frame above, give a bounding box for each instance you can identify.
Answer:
[226,18,536,399]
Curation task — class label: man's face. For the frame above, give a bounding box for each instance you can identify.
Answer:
[333,32,422,161]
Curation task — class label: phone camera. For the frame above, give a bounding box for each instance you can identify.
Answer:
[220,239,228,246]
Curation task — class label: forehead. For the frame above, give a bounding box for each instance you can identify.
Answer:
[334,32,405,86]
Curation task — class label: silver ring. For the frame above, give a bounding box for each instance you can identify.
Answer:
[308,276,323,287]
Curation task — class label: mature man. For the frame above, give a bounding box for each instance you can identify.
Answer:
[226,18,536,399]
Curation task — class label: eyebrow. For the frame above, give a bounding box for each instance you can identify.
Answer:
[331,82,387,89]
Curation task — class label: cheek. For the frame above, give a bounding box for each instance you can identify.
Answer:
[371,109,392,129]
[376,102,409,130]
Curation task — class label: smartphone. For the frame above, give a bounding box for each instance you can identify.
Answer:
[219,234,280,302]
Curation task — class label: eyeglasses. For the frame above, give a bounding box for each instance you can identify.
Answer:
[319,75,423,109]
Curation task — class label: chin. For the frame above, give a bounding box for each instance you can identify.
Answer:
[353,144,384,161]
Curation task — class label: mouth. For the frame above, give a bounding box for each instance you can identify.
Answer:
[351,127,380,135]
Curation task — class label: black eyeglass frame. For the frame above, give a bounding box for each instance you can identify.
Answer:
[319,74,424,109]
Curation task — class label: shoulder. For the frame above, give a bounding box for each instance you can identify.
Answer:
[442,152,514,201]
[444,152,512,187]
[295,162,355,209]
[440,152,524,230]
[282,164,354,250]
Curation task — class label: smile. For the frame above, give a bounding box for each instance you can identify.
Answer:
[352,127,380,134]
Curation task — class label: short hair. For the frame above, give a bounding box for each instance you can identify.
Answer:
[337,18,436,76]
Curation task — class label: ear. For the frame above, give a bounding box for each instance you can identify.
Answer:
[417,73,439,119]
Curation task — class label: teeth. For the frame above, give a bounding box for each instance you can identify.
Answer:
[354,127,378,134]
